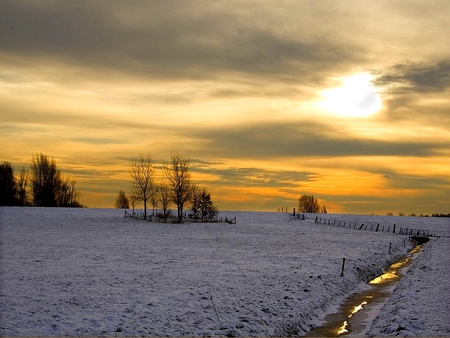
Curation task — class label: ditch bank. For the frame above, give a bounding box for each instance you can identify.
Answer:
[367,237,450,337]
[274,238,416,337]
[304,242,424,337]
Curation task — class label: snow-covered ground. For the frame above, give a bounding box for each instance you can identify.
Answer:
[0,207,448,336]
[367,236,450,337]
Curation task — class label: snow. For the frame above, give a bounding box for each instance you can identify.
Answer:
[367,237,450,337]
[0,207,449,336]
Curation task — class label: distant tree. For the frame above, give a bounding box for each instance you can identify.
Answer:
[129,153,156,220]
[320,205,328,214]
[30,153,82,207]
[386,212,394,216]
[57,177,81,207]
[16,167,29,206]
[115,190,130,209]
[129,193,140,215]
[0,162,17,206]
[191,185,201,218]
[30,154,62,207]
[298,195,320,213]
[156,182,172,222]
[162,152,192,223]
[432,213,450,218]
[150,191,158,216]
[191,186,218,222]
[399,212,405,216]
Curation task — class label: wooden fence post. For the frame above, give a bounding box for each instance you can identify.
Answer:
[393,224,396,233]
[340,258,346,277]
[376,224,380,232]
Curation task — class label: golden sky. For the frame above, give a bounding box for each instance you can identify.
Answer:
[1,0,449,214]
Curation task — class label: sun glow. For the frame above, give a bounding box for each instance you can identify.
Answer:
[319,73,382,118]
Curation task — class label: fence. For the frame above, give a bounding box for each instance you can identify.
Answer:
[124,210,236,224]
[314,216,430,237]
[289,214,305,220]
[124,210,145,220]
[399,228,430,237]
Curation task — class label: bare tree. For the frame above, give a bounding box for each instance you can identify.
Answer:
[57,177,81,207]
[150,191,158,216]
[129,193,140,215]
[30,153,61,207]
[156,182,172,222]
[16,167,29,206]
[190,184,202,219]
[115,190,130,209]
[298,195,320,213]
[162,152,192,223]
[129,153,155,220]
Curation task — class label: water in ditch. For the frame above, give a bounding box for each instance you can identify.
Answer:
[305,244,424,337]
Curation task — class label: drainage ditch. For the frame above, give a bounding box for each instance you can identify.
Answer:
[305,242,425,337]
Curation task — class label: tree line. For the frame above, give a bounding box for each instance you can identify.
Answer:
[0,154,82,207]
[115,152,218,223]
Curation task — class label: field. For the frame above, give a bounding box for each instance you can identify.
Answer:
[0,207,449,336]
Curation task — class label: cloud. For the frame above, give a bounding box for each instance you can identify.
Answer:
[1,0,449,213]
[195,121,446,159]
[373,59,450,93]
[191,163,317,189]
[0,0,365,85]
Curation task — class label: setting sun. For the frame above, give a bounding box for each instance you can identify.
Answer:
[320,73,382,118]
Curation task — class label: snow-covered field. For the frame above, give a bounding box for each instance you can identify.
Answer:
[0,207,448,336]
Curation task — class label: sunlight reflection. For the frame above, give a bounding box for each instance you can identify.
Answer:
[337,320,349,335]
[350,301,367,316]
[369,271,398,284]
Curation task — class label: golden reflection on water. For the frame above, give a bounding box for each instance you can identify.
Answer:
[350,301,367,316]
[369,271,398,284]
[369,250,418,285]
[336,301,369,336]
[337,320,348,335]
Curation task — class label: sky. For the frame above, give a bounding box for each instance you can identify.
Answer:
[1,0,449,214]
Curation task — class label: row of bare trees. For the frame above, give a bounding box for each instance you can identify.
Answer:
[0,154,82,207]
[117,152,218,223]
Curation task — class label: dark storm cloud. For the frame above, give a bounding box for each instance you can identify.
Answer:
[0,0,364,83]
[196,122,446,159]
[373,59,450,93]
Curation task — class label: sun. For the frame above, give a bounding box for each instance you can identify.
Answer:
[319,73,382,118]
